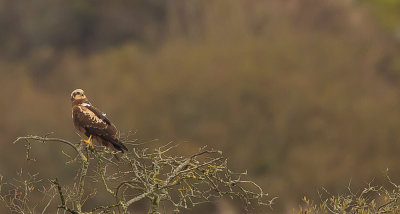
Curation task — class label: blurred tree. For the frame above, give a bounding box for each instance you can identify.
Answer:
[0,0,168,59]
[1,0,400,213]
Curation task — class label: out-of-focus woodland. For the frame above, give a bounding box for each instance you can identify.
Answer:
[1,0,400,213]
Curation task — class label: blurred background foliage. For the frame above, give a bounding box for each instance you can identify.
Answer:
[1,0,400,213]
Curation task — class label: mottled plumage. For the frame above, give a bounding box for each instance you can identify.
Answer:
[71,89,128,152]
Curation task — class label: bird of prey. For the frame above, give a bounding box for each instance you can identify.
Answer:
[71,89,128,153]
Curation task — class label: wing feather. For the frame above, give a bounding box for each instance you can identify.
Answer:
[72,105,127,152]
[85,105,112,126]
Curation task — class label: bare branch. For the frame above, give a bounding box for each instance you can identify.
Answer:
[13,136,87,162]
[3,135,273,213]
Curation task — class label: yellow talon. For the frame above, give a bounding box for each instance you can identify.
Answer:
[81,135,94,149]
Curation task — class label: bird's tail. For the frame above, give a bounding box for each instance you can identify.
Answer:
[110,138,128,153]
[111,139,128,161]
[97,135,128,153]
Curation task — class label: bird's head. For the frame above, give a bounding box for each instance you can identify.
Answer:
[71,89,87,102]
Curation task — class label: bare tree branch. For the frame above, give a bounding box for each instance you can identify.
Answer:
[2,135,274,213]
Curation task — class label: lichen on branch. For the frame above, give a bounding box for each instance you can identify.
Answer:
[2,135,275,214]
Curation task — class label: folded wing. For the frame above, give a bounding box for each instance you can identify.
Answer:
[72,105,128,152]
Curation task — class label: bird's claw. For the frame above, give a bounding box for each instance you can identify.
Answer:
[80,135,94,149]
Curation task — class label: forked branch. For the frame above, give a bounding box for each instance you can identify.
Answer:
[2,135,274,213]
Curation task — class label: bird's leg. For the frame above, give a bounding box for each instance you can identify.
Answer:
[81,135,94,149]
